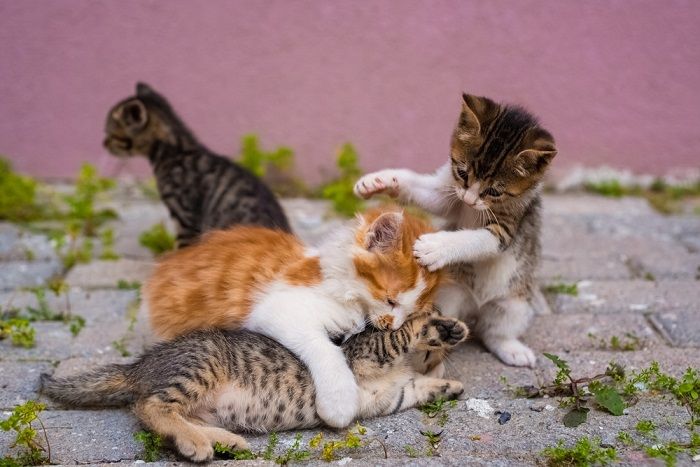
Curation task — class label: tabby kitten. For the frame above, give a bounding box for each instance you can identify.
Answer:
[354,93,557,368]
[104,82,290,246]
[42,315,467,462]
[144,208,442,429]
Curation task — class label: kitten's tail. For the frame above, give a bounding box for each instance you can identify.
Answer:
[40,364,135,407]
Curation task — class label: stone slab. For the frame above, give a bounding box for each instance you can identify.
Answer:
[0,223,58,262]
[545,280,700,316]
[65,259,154,289]
[0,260,63,291]
[0,409,141,465]
[650,309,700,348]
[0,361,54,409]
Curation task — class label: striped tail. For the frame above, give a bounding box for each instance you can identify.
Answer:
[40,364,135,407]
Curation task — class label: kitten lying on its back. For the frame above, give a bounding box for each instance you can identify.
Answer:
[42,314,467,462]
[104,83,290,246]
[145,207,442,429]
[355,93,557,368]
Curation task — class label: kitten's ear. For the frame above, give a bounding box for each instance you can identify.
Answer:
[136,82,155,97]
[120,99,148,130]
[460,93,498,135]
[514,130,557,176]
[365,212,404,252]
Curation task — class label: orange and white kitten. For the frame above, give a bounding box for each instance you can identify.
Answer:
[144,208,441,429]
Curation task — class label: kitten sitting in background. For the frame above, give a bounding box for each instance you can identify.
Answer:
[104,82,290,246]
[355,93,557,368]
[42,314,467,462]
[144,207,442,429]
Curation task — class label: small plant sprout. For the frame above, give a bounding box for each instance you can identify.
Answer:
[544,282,579,296]
[419,397,458,426]
[0,318,36,348]
[0,401,50,466]
[320,143,365,217]
[542,437,617,466]
[133,430,163,462]
[139,222,176,255]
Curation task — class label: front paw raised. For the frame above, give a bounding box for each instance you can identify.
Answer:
[315,372,360,428]
[354,170,401,199]
[413,232,454,271]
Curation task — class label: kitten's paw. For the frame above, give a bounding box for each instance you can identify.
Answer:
[423,379,465,401]
[413,232,452,271]
[354,170,401,199]
[200,426,250,452]
[175,433,214,463]
[485,338,536,368]
[315,374,359,428]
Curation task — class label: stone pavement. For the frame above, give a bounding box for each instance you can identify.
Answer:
[1,191,699,466]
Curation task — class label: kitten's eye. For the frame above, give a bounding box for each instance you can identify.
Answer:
[387,298,397,307]
[482,187,502,197]
[456,167,468,182]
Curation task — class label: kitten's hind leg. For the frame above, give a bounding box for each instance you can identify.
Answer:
[134,396,214,462]
[386,376,464,414]
[476,298,536,368]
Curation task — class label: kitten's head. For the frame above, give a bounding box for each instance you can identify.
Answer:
[352,208,442,330]
[103,83,184,157]
[449,93,557,210]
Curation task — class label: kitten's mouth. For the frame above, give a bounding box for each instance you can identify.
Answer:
[104,136,132,155]
[374,314,395,331]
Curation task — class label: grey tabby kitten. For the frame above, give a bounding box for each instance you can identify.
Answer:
[355,93,557,368]
[104,83,291,246]
[41,315,467,462]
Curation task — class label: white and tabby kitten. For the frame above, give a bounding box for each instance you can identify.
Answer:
[354,93,557,367]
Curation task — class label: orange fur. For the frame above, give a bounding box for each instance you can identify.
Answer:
[353,208,441,314]
[146,208,441,341]
[146,227,315,340]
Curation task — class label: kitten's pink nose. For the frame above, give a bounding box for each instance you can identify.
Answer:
[462,193,478,206]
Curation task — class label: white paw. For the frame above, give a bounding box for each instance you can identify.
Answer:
[413,232,453,271]
[486,338,537,368]
[353,170,401,199]
[315,372,359,428]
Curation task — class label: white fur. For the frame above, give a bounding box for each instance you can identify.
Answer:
[242,220,431,427]
[414,229,500,271]
[356,161,538,367]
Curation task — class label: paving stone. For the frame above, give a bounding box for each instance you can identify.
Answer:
[650,309,700,347]
[541,194,656,216]
[282,198,350,247]
[0,223,58,262]
[0,260,63,291]
[524,312,661,352]
[65,259,154,289]
[107,201,173,259]
[545,280,700,315]
[0,361,53,409]
[0,322,75,361]
[0,410,141,465]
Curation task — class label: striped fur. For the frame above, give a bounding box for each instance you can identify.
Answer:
[41,315,466,462]
[104,83,290,247]
[354,93,557,367]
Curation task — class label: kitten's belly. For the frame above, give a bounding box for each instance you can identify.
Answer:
[196,382,320,433]
[472,250,518,304]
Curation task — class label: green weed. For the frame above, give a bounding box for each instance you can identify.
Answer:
[0,401,49,466]
[544,282,579,296]
[419,397,458,426]
[320,143,364,217]
[588,332,642,351]
[541,437,617,466]
[0,158,43,222]
[139,222,176,255]
[133,430,163,462]
[238,134,294,179]
[0,318,36,348]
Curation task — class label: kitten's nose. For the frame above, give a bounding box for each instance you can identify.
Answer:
[462,193,478,206]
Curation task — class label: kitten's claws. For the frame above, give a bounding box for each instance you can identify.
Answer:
[354,171,400,199]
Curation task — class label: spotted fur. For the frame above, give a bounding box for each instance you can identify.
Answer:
[41,315,467,462]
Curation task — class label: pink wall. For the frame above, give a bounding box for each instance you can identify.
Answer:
[1,0,699,182]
